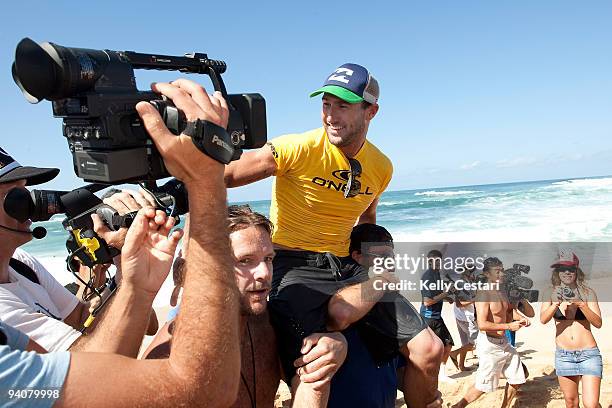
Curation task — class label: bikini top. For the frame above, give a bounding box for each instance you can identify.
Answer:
[553,306,587,321]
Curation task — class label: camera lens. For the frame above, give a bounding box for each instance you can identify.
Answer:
[12,38,59,103]
[13,37,110,103]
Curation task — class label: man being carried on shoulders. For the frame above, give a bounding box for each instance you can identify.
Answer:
[225,64,442,407]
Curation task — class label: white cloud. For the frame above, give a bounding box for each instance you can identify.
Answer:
[460,160,480,170]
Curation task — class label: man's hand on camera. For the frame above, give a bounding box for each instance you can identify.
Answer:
[93,189,158,251]
[103,189,157,215]
[120,207,183,298]
[136,79,230,184]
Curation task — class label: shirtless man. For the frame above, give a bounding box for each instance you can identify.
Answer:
[452,257,534,408]
[144,205,347,407]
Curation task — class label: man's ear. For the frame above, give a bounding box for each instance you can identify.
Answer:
[366,104,379,121]
[351,250,362,265]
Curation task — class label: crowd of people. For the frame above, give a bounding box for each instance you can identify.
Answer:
[0,64,604,408]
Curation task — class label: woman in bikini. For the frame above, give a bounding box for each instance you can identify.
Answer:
[540,250,602,408]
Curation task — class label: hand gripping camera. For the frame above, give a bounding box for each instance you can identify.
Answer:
[12,38,267,183]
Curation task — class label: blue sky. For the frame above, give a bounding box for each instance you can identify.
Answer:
[2,1,611,201]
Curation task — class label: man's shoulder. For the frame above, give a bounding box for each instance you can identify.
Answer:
[11,249,41,269]
[363,141,393,171]
[11,249,48,278]
[273,127,325,147]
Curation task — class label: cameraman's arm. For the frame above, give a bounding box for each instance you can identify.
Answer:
[63,301,89,331]
[224,145,277,187]
[63,263,109,330]
[67,280,160,356]
[60,178,238,407]
[72,263,108,301]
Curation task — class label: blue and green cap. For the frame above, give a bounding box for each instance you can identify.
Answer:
[309,63,379,104]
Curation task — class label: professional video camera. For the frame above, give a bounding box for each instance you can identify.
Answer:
[3,178,187,268]
[502,263,539,303]
[12,38,267,183]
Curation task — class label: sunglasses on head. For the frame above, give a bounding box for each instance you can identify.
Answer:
[344,158,362,198]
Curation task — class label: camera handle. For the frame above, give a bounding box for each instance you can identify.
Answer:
[183,119,235,164]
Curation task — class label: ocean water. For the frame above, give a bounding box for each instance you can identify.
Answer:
[21,175,612,305]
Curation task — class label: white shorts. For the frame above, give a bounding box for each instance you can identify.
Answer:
[457,317,478,346]
[474,332,526,393]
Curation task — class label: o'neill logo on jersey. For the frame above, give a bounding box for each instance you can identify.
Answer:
[310,169,374,196]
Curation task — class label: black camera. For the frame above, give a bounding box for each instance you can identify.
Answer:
[3,180,186,269]
[12,38,267,183]
[502,263,539,303]
[4,178,187,227]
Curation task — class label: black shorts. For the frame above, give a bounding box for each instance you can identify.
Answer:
[423,317,454,347]
[268,250,428,381]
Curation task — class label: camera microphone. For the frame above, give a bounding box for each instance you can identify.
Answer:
[0,224,47,239]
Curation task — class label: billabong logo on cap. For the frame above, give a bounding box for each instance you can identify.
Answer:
[310,63,379,104]
[328,68,354,84]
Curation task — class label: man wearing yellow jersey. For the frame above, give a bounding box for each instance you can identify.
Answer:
[225,63,443,407]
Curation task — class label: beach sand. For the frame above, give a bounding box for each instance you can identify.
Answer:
[147,277,612,408]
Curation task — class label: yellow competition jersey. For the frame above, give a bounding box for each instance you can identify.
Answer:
[269,127,393,256]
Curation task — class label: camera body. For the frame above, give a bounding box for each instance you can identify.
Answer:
[3,181,187,268]
[12,38,267,183]
[555,285,576,301]
[502,263,539,303]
